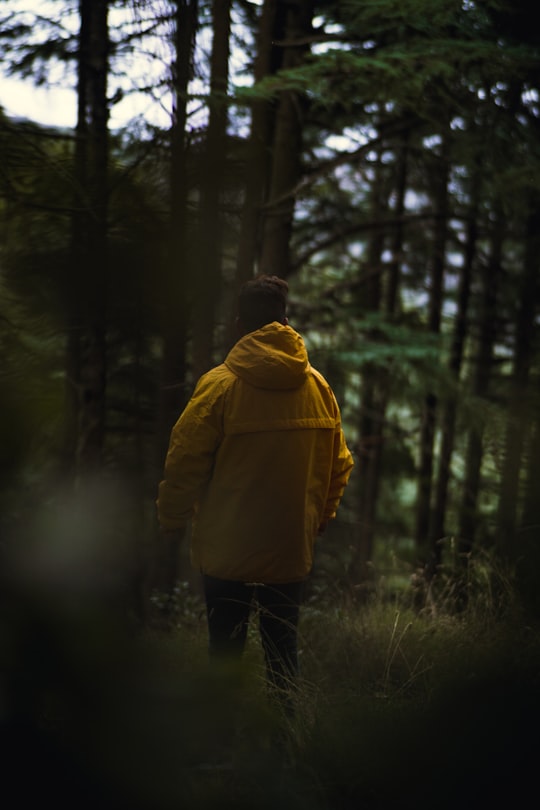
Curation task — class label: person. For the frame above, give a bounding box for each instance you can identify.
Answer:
[157,275,353,709]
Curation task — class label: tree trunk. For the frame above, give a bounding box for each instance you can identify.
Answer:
[349,148,387,586]
[521,384,540,537]
[191,0,231,379]
[458,205,504,550]
[415,133,450,568]
[153,0,199,606]
[385,131,408,317]
[235,0,286,293]
[258,0,314,277]
[516,386,540,617]
[157,0,198,467]
[430,177,479,548]
[67,0,109,477]
[348,132,409,586]
[496,194,540,557]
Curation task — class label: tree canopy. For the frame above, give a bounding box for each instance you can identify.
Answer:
[1,0,539,616]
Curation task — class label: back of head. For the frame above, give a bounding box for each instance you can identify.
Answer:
[238,274,289,333]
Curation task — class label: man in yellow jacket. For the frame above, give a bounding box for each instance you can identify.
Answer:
[157,275,353,704]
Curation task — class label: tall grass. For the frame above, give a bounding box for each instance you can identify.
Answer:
[3,551,539,809]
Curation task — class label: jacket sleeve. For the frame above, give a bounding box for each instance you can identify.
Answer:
[323,412,354,522]
[157,373,226,530]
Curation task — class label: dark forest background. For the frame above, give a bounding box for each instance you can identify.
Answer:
[1,0,539,617]
[1,2,540,807]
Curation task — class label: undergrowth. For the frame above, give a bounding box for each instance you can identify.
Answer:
[3,551,539,809]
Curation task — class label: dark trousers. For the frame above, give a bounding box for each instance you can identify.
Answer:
[202,575,305,703]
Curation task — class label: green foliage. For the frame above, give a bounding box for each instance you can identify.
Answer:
[235,0,534,126]
[1,0,539,618]
[0,276,65,503]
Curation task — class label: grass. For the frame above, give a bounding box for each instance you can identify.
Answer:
[2,554,540,809]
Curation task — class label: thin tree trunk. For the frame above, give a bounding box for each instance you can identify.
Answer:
[415,133,450,569]
[521,378,540,536]
[67,0,109,476]
[153,0,198,605]
[430,178,479,547]
[157,0,198,467]
[348,133,409,586]
[235,0,285,290]
[258,0,314,277]
[458,205,504,550]
[496,194,540,557]
[349,149,386,586]
[520,382,540,535]
[385,131,408,317]
[516,386,540,617]
[192,0,231,379]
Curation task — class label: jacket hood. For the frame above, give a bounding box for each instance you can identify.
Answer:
[225,322,309,390]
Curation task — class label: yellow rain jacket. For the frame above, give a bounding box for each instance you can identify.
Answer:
[157,322,354,583]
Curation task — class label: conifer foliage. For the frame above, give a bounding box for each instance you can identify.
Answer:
[0,0,539,612]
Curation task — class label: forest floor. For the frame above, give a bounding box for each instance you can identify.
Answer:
[2,569,539,810]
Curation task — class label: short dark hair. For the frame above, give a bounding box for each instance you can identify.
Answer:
[238,274,289,332]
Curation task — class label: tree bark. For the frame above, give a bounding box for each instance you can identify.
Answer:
[157,0,198,467]
[191,0,231,379]
[349,148,387,586]
[458,205,504,550]
[430,175,479,548]
[153,0,199,606]
[385,131,408,317]
[415,132,450,568]
[348,131,409,586]
[520,379,540,538]
[496,193,540,557]
[258,0,314,277]
[66,0,109,476]
[235,0,286,293]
